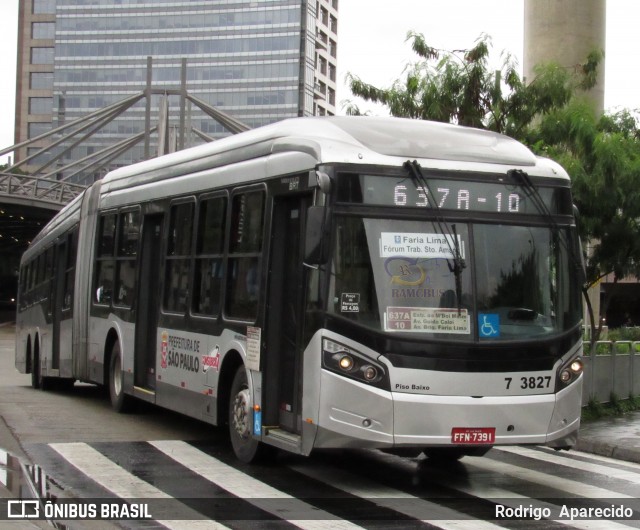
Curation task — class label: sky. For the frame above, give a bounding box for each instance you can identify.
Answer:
[0,0,639,165]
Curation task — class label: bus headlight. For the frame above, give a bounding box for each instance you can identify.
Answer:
[338,355,354,370]
[362,365,378,381]
[557,356,583,389]
[322,338,389,389]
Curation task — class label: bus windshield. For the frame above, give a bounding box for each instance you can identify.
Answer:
[328,216,581,341]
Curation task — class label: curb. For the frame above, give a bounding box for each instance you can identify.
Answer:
[575,438,640,465]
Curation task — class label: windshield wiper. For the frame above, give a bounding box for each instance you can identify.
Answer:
[404,160,466,312]
[507,169,584,277]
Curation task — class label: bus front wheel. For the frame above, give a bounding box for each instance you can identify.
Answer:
[108,342,134,413]
[228,366,271,463]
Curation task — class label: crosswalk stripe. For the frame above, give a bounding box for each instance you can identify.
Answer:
[289,460,505,530]
[150,440,365,530]
[47,440,640,530]
[374,451,636,530]
[496,446,640,486]
[467,456,635,499]
[49,442,228,530]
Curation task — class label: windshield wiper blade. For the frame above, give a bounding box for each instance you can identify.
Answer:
[404,160,466,312]
[508,169,584,279]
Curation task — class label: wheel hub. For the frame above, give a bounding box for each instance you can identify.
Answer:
[232,388,251,439]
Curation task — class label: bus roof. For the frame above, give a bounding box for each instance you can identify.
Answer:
[102,116,567,191]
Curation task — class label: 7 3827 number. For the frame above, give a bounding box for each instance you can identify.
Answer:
[504,376,551,390]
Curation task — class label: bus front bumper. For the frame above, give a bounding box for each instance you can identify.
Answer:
[313,370,581,450]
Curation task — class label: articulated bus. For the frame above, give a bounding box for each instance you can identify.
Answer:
[15,117,584,462]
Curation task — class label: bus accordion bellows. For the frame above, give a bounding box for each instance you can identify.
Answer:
[15,116,584,463]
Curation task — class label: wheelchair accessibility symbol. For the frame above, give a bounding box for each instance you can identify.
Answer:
[479,313,500,338]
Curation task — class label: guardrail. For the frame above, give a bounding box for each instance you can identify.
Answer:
[582,341,640,405]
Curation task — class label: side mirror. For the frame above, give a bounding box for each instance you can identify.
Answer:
[304,206,332,265]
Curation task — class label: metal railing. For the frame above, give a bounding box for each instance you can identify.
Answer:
[0,172,87,208]
[582,341,640,405]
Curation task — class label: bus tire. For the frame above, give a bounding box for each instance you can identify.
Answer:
[31,344,51,391]
[30,347,40,390]
[229,366,270,463]
[108,342,134,413]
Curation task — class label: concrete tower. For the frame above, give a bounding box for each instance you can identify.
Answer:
[523,0,606,113]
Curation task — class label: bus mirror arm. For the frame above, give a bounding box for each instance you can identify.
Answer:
[314,171,332,194]
[304,206,332,265]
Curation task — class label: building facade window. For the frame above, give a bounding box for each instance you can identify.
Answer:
[31,47,54,65]
[28,122,51,139]
[30,72,54,90]
[29,97,53,115]
[33,0,55,14]
[32,22,55,40]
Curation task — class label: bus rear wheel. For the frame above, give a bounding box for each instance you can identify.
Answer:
[228,366,271,463]
[108,342,134,413]
[30,348,40,390]
[31,345,51,391]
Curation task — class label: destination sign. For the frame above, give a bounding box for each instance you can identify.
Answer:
[336,174,572,215]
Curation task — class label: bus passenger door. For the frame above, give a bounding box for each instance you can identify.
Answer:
[134,213,164,391]
[265,193,312,434]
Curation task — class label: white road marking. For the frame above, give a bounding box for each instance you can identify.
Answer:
[150,439,365,530]
[290,460,505,530]
[496,446,640,486]
[49,442,228,530]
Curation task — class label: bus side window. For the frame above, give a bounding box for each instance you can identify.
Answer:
[226,190,264,320]
[63,228,78,310]
[193,196,226,316]
[164,201,194,313]
[95,213,117,304]
[114,210,139,307]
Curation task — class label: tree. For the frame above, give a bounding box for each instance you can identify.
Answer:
[532,104,640,284]
[345,32,602,142]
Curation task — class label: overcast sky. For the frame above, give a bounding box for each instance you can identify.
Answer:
[0,0,638,164]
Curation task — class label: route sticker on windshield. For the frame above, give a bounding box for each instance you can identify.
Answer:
[385,307,470,334]
[379,233,464,259]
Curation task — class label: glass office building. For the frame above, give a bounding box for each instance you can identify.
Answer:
[15,0,338,183]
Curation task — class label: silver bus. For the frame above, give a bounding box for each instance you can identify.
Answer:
[15,116,584,462]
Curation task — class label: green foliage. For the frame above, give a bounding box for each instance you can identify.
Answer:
[581,393,640,422]
[346,32,598,140]
[0,164,26,175]
[531,105,640,286]
[583,395,605,421]
[607,327,640,342]
[609,392,624,414]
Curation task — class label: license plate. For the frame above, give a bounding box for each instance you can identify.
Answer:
[451,427,495,444]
